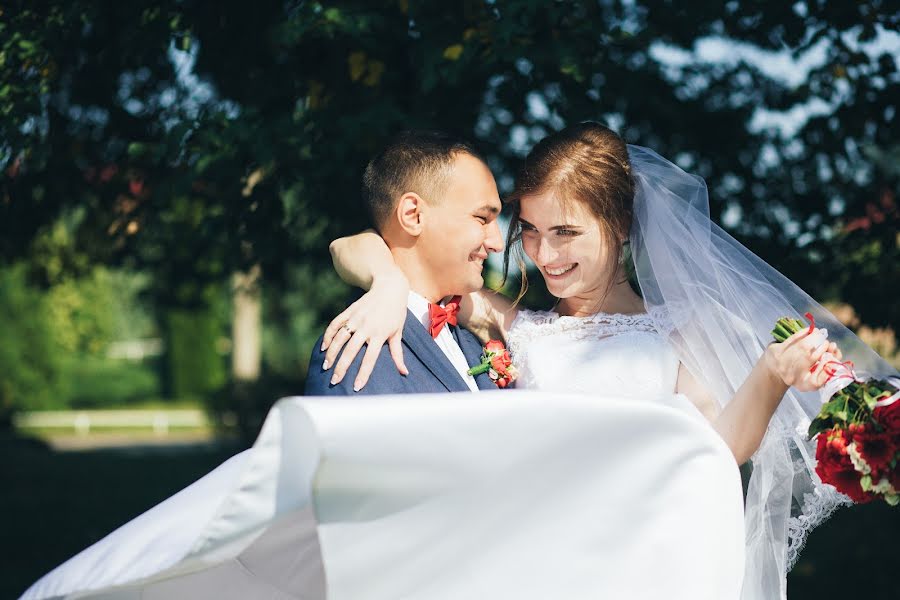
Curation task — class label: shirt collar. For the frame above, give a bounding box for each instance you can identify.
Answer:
[407,291,431,330]
[408,291,456,331]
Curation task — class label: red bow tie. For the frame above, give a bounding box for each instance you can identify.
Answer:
[428,295,462,339]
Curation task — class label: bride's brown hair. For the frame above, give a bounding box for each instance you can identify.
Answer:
[502,122,635,303]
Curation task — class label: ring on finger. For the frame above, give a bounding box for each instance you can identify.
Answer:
[341,322,355,335]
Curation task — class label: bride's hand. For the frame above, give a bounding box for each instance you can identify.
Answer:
[321,269,409,391]
[764,327,842,393]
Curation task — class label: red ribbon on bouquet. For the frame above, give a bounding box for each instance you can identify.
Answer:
[803,311,857,382]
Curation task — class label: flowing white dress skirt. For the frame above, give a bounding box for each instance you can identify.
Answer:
[21,391,745,600]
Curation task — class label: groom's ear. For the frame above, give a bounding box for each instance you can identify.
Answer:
[395,192,426,237]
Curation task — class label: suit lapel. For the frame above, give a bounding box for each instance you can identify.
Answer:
[401,310,470,392]
[454,326,496,391]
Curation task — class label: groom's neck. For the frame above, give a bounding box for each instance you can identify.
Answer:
[390,246,445,304]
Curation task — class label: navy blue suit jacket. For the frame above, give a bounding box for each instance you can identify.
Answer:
[305,310,496,395]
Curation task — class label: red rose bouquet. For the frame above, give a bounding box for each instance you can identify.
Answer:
[772,314,900,505]
[467,340,519,388]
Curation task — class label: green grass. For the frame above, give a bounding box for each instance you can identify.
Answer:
[0,434,243,599]
[17,425,212,437]
[76,397,207,411]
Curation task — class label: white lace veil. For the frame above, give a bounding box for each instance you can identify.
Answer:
[627,145,898,600]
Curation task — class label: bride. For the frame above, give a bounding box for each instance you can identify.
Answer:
[320,122,898,599]
[19,124,896,600]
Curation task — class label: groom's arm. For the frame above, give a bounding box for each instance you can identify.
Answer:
[306,333,397,395]
[306,334,360,395]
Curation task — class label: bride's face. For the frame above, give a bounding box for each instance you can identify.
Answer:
[518,191,617,300]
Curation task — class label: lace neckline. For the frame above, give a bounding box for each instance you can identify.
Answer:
[547,309,650,321]
[507,307,670,360]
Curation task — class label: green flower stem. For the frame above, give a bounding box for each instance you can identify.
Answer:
[467,362,491,377]
[772,316,810,342]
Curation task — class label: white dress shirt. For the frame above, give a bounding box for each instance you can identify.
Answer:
[407,291,479,392]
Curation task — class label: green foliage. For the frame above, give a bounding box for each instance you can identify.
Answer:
[0,2,897,426]
[262,265,350,380]
[164,307,227,398]
[834,221,900,329]
[0,265,64,419]
[45,270,118,355]
[203,265,350,441]
[2,0,895,331]
[58,355,161,409]
[0,261,166,417]
[807,378,898,438]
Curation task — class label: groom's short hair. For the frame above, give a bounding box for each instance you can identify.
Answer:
[363,130,485,231]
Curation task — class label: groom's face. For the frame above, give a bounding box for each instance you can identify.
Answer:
[419,153,503,297]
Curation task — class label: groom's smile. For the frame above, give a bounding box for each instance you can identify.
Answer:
[469,252,488,269]
[416,152,503,300]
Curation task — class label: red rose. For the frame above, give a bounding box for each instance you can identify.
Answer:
[485,339,506,354]
[815,431,849,477]
[491,350,512,374]
[889,469,900,492]
[854,430,897,474]
[828,469,873,504]
[470,340,517,389]
[873,398,900,433]
[814,430,873,503]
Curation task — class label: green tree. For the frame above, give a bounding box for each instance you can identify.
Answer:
[1,1,896,414]
[0,265,64,421]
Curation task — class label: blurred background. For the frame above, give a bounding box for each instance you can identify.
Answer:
[0,1,897,598]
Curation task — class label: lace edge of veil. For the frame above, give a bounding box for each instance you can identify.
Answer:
[785,474,853,571]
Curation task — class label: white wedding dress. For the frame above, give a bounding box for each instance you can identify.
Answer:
[21,310,745,600]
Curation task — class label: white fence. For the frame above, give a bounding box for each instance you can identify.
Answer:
[105,338,164,360]
[14,409,210,436]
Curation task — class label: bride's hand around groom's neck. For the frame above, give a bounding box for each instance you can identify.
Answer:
[322,266,410,392]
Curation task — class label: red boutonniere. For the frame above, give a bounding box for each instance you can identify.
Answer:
[467,339,519,388]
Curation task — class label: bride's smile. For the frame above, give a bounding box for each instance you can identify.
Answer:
[517,190,635,316]
[543,263,577,277]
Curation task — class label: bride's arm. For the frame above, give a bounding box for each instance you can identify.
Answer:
[329,229,397,290]
[320,231,410,391]
[323,231,517,389]
[458,289,519,343]
[677,328,840,465]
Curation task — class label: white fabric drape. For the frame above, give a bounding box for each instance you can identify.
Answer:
[21,392,744,600]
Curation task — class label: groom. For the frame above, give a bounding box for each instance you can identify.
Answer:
[305,131,505,395]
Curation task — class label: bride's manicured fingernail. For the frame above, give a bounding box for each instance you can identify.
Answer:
[330,375,338,385]
[322,359,330,370]
[353,382,361,392]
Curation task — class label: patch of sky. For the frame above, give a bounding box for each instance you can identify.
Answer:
[510,124,529,156]
[649,24,900,138]
[167,41,240,122]
[515,58,533,77]
[526,91,549,120]
[603,112,625,133]
[720,203,742,228]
